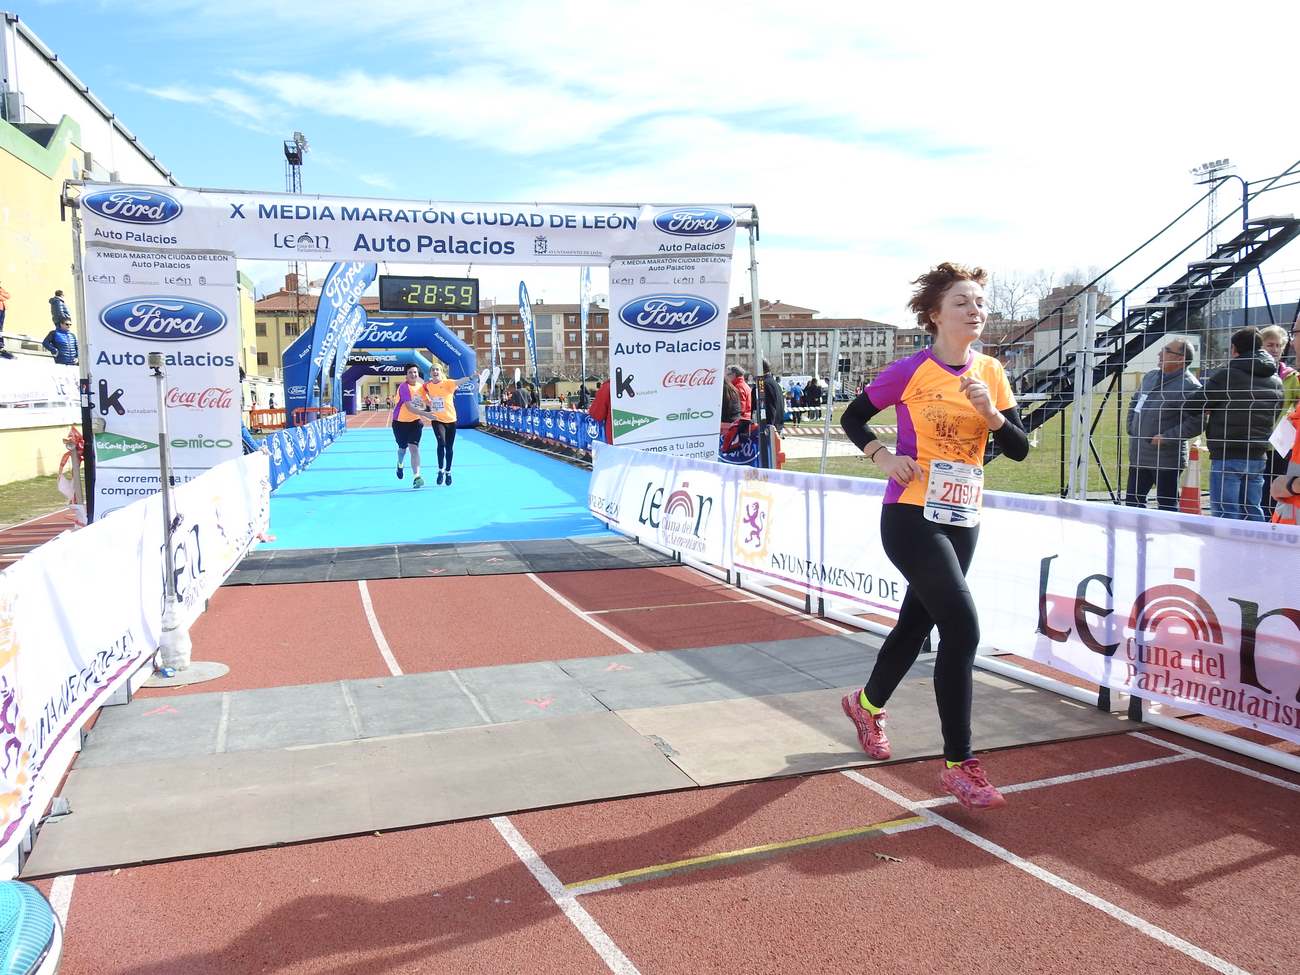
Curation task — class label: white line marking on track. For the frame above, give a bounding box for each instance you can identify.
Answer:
[526,572,644,654]
[357,580,404,676]
[681,564,851,634]
[840,768,1251,975]
[913,752,1194,808]
[1132,731,1300,794]
[586,596,764,615]
[491,816,641,975]
[49,874,75,927]
[449,671,493,722]
[214,693,231,753]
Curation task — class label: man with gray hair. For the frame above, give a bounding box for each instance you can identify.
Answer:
[1124,339,1203,511]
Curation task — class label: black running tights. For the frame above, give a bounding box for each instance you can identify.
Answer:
[432,421,457,471]
[863,503,980,763]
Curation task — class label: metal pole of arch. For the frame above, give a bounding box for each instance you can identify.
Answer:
[819,329,841,475]
[149,351,193,672]
[745,222,769,467]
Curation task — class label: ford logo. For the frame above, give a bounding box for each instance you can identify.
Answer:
[653,207,734,237]
[100,297,227,342]
[288,385,307,397]
[619,294,717,333]
[84,189,182,225]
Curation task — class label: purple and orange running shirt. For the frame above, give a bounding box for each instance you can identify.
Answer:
[865,349,1016,506]
[390,381,425,423]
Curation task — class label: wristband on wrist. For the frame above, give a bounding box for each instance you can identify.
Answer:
[1289,475,1300,495]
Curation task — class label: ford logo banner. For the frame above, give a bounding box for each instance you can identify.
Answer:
[653,207,734,237]
[83,189,182,225]
[100,297,227,341]
[618,295,718,333]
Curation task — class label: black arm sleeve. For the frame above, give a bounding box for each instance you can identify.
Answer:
[840,392,883,451]
[992,407,1029,461]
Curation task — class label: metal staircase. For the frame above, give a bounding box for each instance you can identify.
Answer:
[1012,214,1300,438]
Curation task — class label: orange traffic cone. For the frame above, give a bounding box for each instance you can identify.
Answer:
[1179,439,1203,515]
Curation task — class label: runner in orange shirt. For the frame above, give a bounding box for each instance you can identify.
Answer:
[422,363,461,486]
[391,364,429,488]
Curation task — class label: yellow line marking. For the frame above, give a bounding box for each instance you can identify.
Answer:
[563,815,924,891]
[586,596,763,615]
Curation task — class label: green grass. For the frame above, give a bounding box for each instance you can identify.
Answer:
[0,474,66,527]
[784,394,1147,498]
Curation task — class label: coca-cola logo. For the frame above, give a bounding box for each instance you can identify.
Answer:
[166,386,234,410]
[662,368,718,388]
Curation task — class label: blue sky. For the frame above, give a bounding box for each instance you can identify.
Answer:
[15,0,1300,319]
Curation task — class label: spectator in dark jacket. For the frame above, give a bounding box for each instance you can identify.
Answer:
[42,319,79,365]
[1200,327,1284,521]
[49,290,71,326]
[1124,339,1202,511]
[753,361,784,431]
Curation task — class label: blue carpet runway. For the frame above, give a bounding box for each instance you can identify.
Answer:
[263,428,607,549]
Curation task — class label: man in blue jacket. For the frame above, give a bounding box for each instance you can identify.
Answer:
[49,290,71,327]
[42,319,78,365]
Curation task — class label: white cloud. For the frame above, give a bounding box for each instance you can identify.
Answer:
[139,2,1300,319]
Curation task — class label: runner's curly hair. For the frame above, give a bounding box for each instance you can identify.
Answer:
[908,262,988,334]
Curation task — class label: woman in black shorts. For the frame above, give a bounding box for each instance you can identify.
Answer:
[391,365,429,488]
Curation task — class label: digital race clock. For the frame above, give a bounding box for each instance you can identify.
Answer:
[378,275,480,314]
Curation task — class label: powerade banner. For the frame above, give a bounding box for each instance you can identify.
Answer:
[607,254,732,460]
[519,280,539,385]
[79,185,739,266]
[83,245,242,519]
[307,261,376,405]
[590,444,1300,745]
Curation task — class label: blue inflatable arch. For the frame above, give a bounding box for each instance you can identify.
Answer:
[284,316,480,426]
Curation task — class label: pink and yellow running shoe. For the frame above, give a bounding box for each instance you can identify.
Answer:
[841,692,891,760]
[939,758,1006,810]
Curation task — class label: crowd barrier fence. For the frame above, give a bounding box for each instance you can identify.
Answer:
[0,452,271,876]
[588,442,1300,769]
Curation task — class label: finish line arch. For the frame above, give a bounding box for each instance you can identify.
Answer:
[341,350,431,414]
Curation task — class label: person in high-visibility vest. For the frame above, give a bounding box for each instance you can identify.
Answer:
[1269,403,1300,526]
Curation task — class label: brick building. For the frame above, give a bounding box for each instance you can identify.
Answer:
[725,299,897,387]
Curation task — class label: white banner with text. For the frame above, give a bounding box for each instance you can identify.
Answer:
[83,244,242,518]
[589,444,1300,743]
[607,254,732,460]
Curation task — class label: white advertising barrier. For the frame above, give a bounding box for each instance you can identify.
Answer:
[83,245,242,518]
[0,358,79,429]
[607,254,733,460]
[79,185,739,266]
[0,451,269,871]
[589,444,1300,744]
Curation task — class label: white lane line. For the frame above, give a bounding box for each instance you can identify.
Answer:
[912,752,1194,808]
[526,572,644,654]
[586,596,764,616]
[214,693,231,754]
[449,671,493,723]
[1132,731,1300,794]
[840,768,1250,975]
[681,563,851,635]
[357,580,404,676]
[49,874,75,927]
[491,816,641,975]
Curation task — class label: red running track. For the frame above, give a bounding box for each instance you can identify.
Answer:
[37,560,1300,974]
